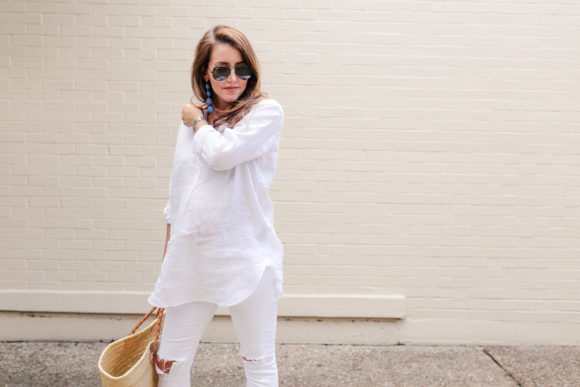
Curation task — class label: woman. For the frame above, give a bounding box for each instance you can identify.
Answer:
[148,25,284,386]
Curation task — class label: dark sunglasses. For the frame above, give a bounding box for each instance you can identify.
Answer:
[211,65,252,81]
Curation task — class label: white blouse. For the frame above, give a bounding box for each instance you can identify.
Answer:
[148,99,284,308]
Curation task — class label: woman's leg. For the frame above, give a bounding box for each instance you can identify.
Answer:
[229,266,279,387]
[155,300,218,387]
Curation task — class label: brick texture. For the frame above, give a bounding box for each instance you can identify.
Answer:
[1,0,580,343]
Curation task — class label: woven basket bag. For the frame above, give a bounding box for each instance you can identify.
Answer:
[98,307,165,387]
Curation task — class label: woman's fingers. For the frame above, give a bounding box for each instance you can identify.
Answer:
[182,104,202,126]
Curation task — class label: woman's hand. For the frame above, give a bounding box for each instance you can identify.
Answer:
[182,104,203,127]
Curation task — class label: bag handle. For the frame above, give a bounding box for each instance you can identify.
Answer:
[129,233,169,342]
[130,306,160,335]
[128,306,167,368]
[140,229,170,370]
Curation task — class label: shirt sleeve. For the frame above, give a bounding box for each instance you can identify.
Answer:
[163,122,182,225]
[191,99,284,171]
[163,199,171,224]
[163,159,173,223]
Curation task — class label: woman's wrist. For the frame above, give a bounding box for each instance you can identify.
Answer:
[192,116,207,132]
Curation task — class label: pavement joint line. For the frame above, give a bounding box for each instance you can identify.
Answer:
[482,347,523,387]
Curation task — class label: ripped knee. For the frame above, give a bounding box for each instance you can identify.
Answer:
[241,354,276,365]
[153,354,177,375]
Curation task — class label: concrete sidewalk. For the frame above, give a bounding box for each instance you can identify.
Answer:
[0,342,579,386]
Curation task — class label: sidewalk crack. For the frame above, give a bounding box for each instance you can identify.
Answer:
[482,348,523,386]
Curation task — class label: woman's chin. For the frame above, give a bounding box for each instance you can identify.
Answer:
[217,96,239,107]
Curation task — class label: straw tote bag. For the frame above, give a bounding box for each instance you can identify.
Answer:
[98,307,165,387]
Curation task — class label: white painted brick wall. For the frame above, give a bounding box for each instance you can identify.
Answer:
[1,0,580,344]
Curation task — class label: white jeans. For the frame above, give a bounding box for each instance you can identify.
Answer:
[155,266,279,387]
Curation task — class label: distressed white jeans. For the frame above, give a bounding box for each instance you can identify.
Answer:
[155,266,279,387]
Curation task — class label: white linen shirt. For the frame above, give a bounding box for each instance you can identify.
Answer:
[148,98,284,308]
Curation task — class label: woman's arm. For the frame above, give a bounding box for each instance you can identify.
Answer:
[162,223,171,261]
[192,100,284,170]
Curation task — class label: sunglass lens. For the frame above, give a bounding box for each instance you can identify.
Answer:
[212,66,230,81]
[235,65,252,80]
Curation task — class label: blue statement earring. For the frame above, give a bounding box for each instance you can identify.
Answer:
[205,82,214,113]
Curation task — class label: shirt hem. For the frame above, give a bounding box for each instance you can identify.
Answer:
[147,262,283,309]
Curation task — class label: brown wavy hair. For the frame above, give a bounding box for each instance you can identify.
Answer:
[190,25,266,127]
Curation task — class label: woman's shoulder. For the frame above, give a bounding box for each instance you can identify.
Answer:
[250,98,284,118]
[254,98,284,113]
